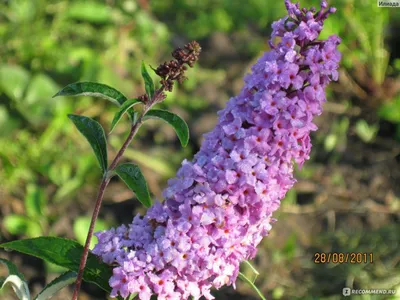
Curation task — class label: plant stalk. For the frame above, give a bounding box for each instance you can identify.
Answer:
[71,175,110,300]
[238,272,266,300]
[72,106,150,300]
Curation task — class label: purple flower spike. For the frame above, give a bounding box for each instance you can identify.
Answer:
[93,1,341,299]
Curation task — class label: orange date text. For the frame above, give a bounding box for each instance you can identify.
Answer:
[313,252,373,264]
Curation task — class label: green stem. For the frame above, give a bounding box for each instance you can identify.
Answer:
[71,175,110,300]
[238,272,266,300]
[244,260,260,276]
[71,99,156,300]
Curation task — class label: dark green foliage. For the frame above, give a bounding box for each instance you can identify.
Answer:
[115,163,152,208]
[68,114,108,174]
[0,258,25,280]
[141,62,155,99]
[54,82,127,106]
[34,271,77,300]
[144,109,189,147]
[110,98,142,132]
[0,237,112,293]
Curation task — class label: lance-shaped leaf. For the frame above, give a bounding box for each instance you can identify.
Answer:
[34,271,76,300]
[0,258,30,300]
[68,114,108,174]
[110,98,141,133]
[0,237,112,293]
[24,184,46,218]
[115,163,152,207]
[141,61,155,99]
[53,82,127,106]
[144,109,189,147]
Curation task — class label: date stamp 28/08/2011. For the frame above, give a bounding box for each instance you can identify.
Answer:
[314,252,373,264]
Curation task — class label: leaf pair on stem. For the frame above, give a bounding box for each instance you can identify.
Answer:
[56,69,189,207]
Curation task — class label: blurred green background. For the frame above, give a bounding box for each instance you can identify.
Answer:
[1,0,400,299]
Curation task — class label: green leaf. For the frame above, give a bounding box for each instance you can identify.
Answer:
[67,2,112,24]
[0,258,30,300]
[115,163,152,208]
[238,272,266,300]
[25,74,59,106]
[54,178,84,202]
[0,258,25,280]
[53,82,127,106]
[324,134,337,152]
[0,65,30,101]
[3,215,42,238]
[0,105,20,134]
[24,184,46,218]
[9,0,36,22]
[73,216,107,249]
[355,120,379,143]
[0,237,112,293]
[110,98,141,133]
[141,61,155,99]
[144,109,189,147]
[68,114,108,174]
[21,74,61,126]
[378,96,400,123]
[34,271,76,300]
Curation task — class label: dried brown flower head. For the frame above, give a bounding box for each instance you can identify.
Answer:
[155,41,201,92]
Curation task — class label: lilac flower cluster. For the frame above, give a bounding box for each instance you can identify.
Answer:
[93,1,341,299]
